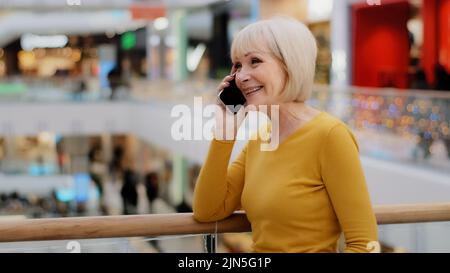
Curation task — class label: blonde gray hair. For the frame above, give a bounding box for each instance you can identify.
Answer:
[231,16,317,102]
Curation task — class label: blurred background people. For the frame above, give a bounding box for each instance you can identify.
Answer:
[120,164,138,215]
[144,171,159,214]
[88,144,108,215]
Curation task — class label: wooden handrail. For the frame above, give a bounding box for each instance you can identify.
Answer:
[0,212,250,243]
[1,203,450,243]
[373,202,450,224]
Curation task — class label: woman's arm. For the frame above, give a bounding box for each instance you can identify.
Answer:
[320,124,379,253]
[193,139,247,222]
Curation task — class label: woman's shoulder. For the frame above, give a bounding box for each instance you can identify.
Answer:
[318,111,345,126]
[314,111,354,138]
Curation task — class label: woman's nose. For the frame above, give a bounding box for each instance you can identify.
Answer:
[236,72,250,83]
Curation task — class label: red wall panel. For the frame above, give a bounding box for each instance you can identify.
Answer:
[439,0,450,73]
[352,1,410,88]
[422,0,439,84]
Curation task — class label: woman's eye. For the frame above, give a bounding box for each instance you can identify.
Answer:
[251,58,261,64]
[233,63,241,69]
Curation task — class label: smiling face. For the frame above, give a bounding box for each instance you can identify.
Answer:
[232,48,287,107]
[231,17,318,105]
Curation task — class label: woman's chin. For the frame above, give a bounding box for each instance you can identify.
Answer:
[245,98,273,109]
[245,96,267,108]
[245,101,262,109]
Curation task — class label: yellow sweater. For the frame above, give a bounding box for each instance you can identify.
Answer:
[193,111,378,252]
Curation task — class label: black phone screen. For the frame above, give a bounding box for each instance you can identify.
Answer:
[218,78,247,114]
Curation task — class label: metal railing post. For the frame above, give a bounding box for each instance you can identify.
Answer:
[204,234,217,253]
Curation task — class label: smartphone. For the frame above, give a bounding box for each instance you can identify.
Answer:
[218,78,247,114]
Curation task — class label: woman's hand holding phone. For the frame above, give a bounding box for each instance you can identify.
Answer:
[214,70,247,140]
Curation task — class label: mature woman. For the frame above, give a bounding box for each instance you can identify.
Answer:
[193,16,378,253]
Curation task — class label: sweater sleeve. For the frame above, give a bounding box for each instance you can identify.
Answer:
[320,124,379,253]
[193,138,247,222]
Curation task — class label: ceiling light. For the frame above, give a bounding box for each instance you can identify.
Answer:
[154,17,169,31]
[21,34,68,51]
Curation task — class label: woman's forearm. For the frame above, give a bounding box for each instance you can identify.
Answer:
[193,139,238,222]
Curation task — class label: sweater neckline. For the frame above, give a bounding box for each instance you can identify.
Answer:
[267,111,325,147]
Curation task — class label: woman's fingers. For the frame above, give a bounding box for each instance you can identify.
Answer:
[216,73,237,114]
[223,73,235,83]
[230,66,237,76]
[217,81,230,91]
[216,74,235,92]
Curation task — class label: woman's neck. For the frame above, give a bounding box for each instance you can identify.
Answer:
[267,101,320,138]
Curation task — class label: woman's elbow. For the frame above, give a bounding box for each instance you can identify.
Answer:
[193,209,214,222]
[192,202,217,222]
[193,206,229,222]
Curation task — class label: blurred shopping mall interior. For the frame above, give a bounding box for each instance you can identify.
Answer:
[0,0,449,253]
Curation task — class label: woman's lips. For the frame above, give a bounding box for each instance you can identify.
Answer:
[245,86,263,97]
